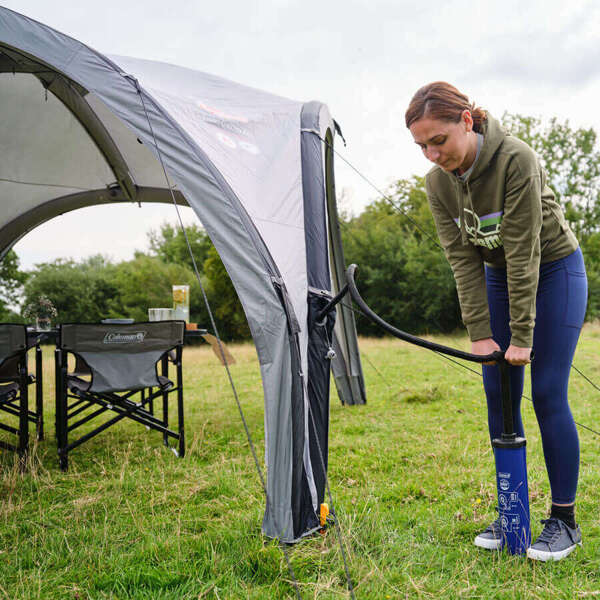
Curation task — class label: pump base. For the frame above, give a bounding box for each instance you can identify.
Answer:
[492,440,531,555]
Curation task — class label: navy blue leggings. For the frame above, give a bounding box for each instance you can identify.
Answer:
[482,247,587,504]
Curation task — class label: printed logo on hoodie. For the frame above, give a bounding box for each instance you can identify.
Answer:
[454,209,503,250]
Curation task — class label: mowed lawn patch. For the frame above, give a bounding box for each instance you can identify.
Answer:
[1,327,599,599]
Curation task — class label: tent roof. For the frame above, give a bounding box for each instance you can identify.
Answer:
[0,43,305,256]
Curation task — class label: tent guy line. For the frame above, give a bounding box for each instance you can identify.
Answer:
[305,392,356,599]
[132,75,306,600]
[320,133,600,435]
[338,297,600,439]
[133,73,356,600]
[301,129,445,252]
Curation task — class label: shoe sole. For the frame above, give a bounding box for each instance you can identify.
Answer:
[474,535,502,550]
[526,542,581,562]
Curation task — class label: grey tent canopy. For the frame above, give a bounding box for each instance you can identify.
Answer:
[0,6,366,542]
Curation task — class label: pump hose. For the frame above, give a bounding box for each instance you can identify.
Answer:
[346,264,504,365]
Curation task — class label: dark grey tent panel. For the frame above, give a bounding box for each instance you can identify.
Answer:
[301,102,334,512]
[324,129,367,406]
[330,330,355,403]
[301,101,331,292]
[301,103,366,408]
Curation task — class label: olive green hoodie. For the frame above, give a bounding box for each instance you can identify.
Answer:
[425,113,578,347]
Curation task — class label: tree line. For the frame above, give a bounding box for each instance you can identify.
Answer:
[2,113,600,340]
[0,225,250,341]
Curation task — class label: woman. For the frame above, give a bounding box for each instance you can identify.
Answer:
[405,82,587,561]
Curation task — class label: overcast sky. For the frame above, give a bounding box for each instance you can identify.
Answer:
[3,0,600,269]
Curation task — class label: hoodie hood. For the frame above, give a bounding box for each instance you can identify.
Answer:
[467,114,508,182]
[446,113,508,244]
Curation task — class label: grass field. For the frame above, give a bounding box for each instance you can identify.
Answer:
[1,327,599,599]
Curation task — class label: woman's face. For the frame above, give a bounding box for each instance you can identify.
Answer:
[409,110,474,173]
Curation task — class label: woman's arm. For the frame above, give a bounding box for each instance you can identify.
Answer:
[500,154,543,349]
[427,188,492,342]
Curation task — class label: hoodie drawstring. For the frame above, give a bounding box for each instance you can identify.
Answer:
[457,181,467,245]
[466,179,478,245]
[455,178,478,246]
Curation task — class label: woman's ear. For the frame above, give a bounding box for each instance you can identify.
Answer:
[462,109,473,133]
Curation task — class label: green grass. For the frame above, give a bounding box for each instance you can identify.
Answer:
[1,327,600,599]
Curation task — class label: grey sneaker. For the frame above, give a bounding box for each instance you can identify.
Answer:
[474,517,503,550]
[527,518,582,562]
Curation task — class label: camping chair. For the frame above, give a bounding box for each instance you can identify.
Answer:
[55,321,185,471]
[0,324,43,457]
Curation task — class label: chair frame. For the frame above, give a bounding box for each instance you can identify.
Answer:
[55,323,184,471]
[0,325,44,457]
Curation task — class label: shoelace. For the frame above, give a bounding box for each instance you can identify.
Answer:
[485,516,503,535]
[536,518,562,544]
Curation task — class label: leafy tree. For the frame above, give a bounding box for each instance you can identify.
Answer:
[202,245,250,340]
[22,254,212,327]
[146,222,248,337]
[576,232,600,320]
[148,223,213,273]
[0,249,28,320]
[22,256,120,323]
[502,113,600,241]
[383,175,460,331]
[111,253,207,323]
[385,175,438,241]
[341,184,460,336]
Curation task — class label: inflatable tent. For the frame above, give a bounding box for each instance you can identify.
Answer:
[0,7,365,542]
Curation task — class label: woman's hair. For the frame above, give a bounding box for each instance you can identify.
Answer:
[405,82,487,132]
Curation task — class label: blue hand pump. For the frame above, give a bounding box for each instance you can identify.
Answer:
[345,264,531,555]
[492,358,531,554]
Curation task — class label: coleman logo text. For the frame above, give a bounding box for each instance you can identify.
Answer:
[103,332,146,344]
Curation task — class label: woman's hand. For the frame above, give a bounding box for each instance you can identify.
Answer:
[471,338,501,365]
[504,344,532,366]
